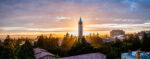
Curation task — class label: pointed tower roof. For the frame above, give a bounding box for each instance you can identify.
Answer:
[79,17,82,24]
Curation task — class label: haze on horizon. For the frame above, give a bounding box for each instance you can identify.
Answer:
[0,0,150,35]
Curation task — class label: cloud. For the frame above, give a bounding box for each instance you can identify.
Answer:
[144,22,150,25]
[85,23,150,31]
[56,16,70,21]
[0,27,74,32]
[0,0,150,34]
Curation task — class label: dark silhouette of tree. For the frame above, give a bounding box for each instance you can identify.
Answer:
[69,36,97,56]
[61,33,77,56]
[0,47,17,59]
[0,40,4,58]
[141,32,150,51]
[0,35,17,59]
[36,34,60,55]
[16,40,35,59]
[132,35,141,50]
[37,35,44,48]
[87,33,103,48]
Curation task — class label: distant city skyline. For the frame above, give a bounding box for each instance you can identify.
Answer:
[0,0,150,35]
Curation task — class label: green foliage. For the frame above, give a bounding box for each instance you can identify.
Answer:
[36,34,60,54]
[141,33,150,51]
[0,40,3,56]
[69,36,98,56]
[99,33,150,59]
[1,33,150,59]
[0,47,16,59]
[87,33,103,48]
[132,35,141,50]
[60,33,77,56]
[102,40,122,59]
[4,35,16,50]
[0,35,35,59]
[0,35,17,59]
[16,40,35,59]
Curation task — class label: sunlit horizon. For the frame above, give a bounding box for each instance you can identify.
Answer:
[0,0,150,36]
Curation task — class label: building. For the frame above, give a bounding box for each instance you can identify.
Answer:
[0,40,4,43]
[110,30,125,37]
[78,17,83,43]
[121,51,150,59]
[61,53,106,59]
[138,30,150,36]
[34,48,55,59]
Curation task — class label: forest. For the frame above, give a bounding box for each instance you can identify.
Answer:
[0,32,150,59]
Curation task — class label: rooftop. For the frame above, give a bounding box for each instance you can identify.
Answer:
[61,53,106,59]
[121,51,150,59]
[34,48,55,59]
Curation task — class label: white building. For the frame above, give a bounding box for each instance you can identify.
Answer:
[34,48,55,59]
[121,51,150,59]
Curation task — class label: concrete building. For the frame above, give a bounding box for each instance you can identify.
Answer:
[110,30,125,37]
[121,51,150,59]
[78,17,83,43]
[61,53,106,59]
[34,48,55,59]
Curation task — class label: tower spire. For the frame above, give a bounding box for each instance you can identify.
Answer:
[79,17,82,24]
[78,17,83,43]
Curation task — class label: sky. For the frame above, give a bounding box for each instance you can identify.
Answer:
[0,0,150,35]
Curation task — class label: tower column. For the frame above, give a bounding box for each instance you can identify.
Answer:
[78,17,83,43]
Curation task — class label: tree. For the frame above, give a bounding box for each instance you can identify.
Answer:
[114,37,121,48]
[0,35,17,59]
[17,40,35,59]
[87,33,103,48]
[141,32,150,51]
[37,35,44,48]
[69,36,96,56]
[0,40,3,58]
[132,35,141,50]
[61,33,77,56]
[0,47,17,59]
[114,37,122,58]
[3,35,16,50]
[36,34,60,55]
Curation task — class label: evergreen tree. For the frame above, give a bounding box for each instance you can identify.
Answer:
[0,35,17,59]
[17,40,35,59]
[87,33,103,48]
[0,40,3,58]
[141,32,150,51]
[0,47,16,59]
[37,35,44,48]
[61,33,77,56]
[36,34,60,54]
[132,35,141,50]
[69,36,96,56]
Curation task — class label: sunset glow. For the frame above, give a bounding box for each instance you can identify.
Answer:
[1,1,150,59]
[0,0,150,35]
